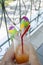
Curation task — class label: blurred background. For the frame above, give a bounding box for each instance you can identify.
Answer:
[0,0,43,65]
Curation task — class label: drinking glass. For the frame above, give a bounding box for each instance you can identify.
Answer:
[13,33,30,64]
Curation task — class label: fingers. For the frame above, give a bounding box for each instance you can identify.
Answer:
[28,43,41,65]
[2,43,15,62]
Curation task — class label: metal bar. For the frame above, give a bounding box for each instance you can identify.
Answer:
[1,0,10,46]
[30,12,43,22]
[4,11,10,46]
[19,0,21,23]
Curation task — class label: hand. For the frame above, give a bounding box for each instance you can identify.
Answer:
[0,43,40,65]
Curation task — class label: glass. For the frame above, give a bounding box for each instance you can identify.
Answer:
[13,32,30,64]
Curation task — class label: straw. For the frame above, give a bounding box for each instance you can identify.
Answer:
[21,25,30,38]
[21,24,30,53]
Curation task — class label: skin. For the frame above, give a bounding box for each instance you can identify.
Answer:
[0,43,41,65]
